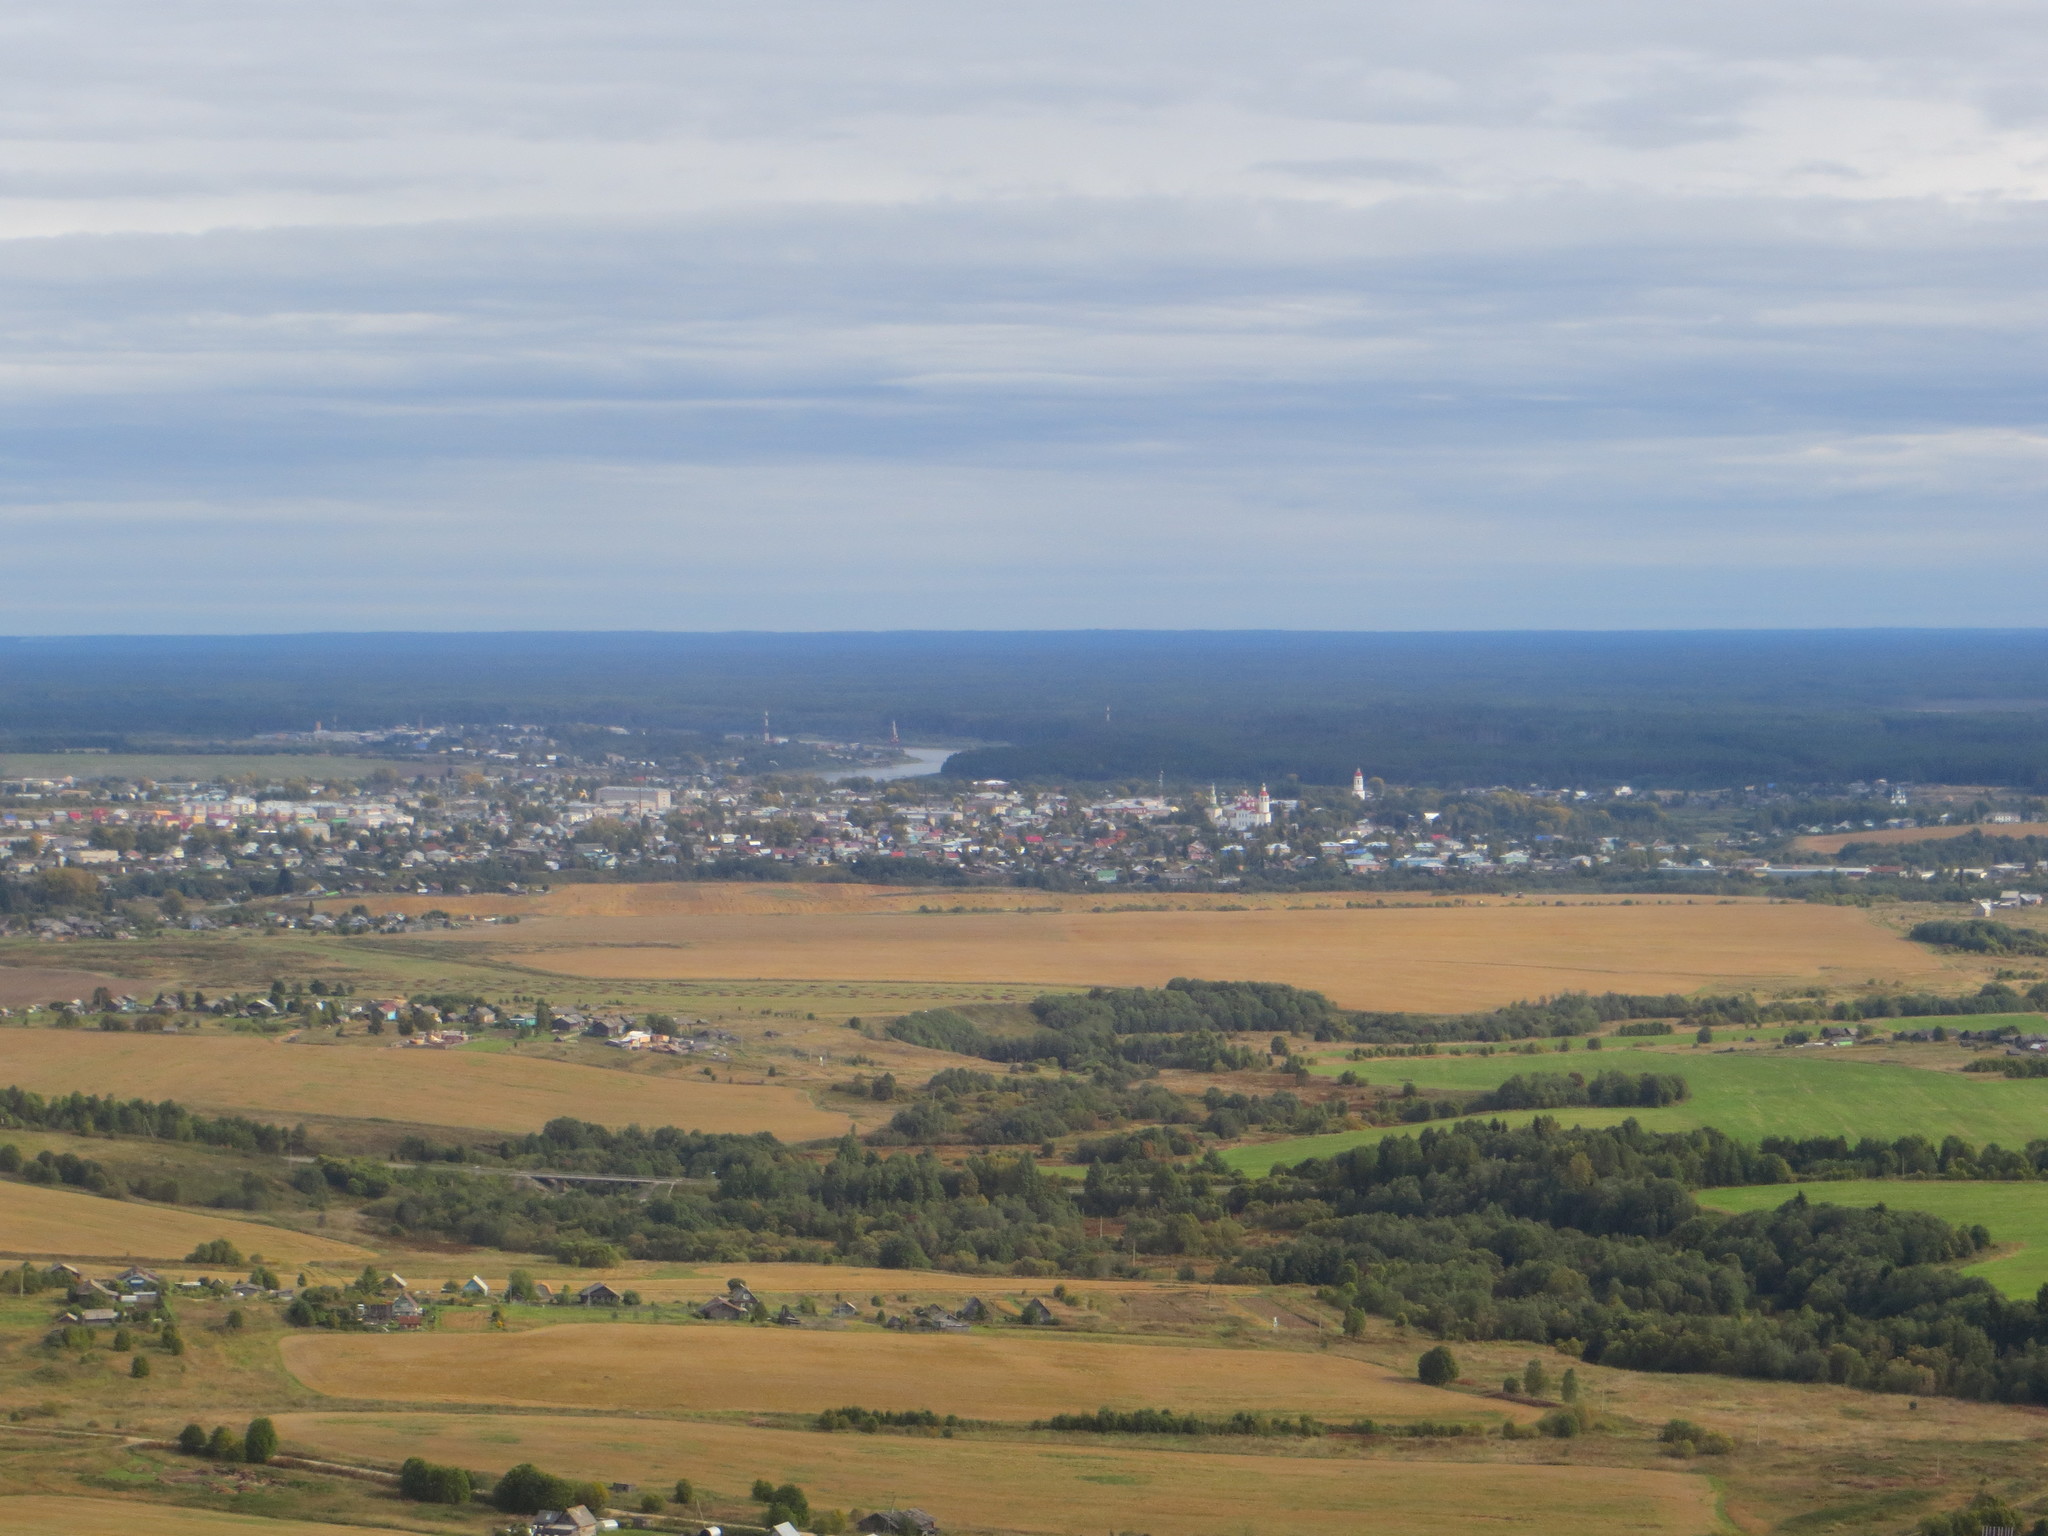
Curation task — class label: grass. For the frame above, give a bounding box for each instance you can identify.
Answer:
[0,1178,373,1264]
[1699,1180,2048,1298]
[274,1411,1721,1536]
[1228,1037,2048,1173]
[0,1030,848,1140]
[0,1497,425,1536]
[351,890,1945,1011]
[279,1323,1522,1424]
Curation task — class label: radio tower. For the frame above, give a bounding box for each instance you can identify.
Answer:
[890,720,900,746]
[762,710,772,744]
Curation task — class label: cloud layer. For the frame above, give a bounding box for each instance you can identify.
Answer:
[4,0,2046,630]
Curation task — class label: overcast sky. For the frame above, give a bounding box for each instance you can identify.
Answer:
[4,0,2046,631]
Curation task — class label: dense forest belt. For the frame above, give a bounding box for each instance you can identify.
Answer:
[323,1110,2048,1405]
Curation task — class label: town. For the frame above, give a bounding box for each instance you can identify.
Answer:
[3,726,2045,937]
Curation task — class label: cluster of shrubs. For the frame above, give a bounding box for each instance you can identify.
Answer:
[815,1406,960,1433]
[1917,1492,2047,1536]
[1468,1070,1688,1113]
[176,1418,277,1464]
[1350,1419,1479,1438]
[398,1458,473,1505]
[1908,919,2048,958]
[1657,1418,1734,1456]
[489,1462,609,1515]
[0,1144,116,1194]
[1039,1407,1322,1438]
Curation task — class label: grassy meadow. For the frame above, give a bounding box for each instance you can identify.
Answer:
[1214,1034,2048,1176]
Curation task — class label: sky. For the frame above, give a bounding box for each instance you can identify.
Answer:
[4,0,2047,632]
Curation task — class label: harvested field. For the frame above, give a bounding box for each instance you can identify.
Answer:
[374,894,1941,1011]
[0,1178,373,1264]
[281,1324,1519,1423]
[0,966,144,1008]
[1795,822,2048,854]
[275,1412,1712,1536]
[0,1032,845,1140]
[0,1498,418,1536]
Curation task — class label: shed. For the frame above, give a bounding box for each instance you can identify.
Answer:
[699,1296,748,1321]
[531,1506,600,1536]
[1017,1297,1056,1325]
[858,1511,941,1536]
[460,1275,491,1297]
[577,1282,624,1305]
[958,1296,987,1321]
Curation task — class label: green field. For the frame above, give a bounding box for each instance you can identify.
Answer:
[0,753,428,782]
[1700,1180,2048,1297]
[1224,1033,2048,1176]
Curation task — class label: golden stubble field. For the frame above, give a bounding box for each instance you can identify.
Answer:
[0,1031,846,1140]
[273,1412,1718,1536]
[0,1178,373,1265]
[280,1323,1520,1424]
[1795,822,2048,854]
[359,886,1949,1010]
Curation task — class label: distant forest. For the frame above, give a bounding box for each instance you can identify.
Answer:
[5,629,2048,787]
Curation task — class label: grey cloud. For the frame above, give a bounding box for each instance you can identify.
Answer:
[0,0,2046,629]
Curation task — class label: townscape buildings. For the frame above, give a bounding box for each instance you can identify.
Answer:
[1,726,2042,937]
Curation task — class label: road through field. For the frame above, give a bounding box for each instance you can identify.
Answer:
[282,1322,1523,1422]
[376,895,1944,1011]
[276,1411,1718,1536]
[0,1031,845,1139]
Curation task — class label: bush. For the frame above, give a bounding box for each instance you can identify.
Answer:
[244,1417,278,1464]
[205,1425,240,1462]
[492,1463,602,1515]
[1918,1491,2027,1536]
[1540,1403,1595,1438]
[186,1238,243,1265]
[673,1478,695,1505]
[1657,1417,1734,1456]
[177,1423,206,1454]
[1417,1345,1459,1386]
[400,1456,474,1504]
[130,1354,151,1379]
